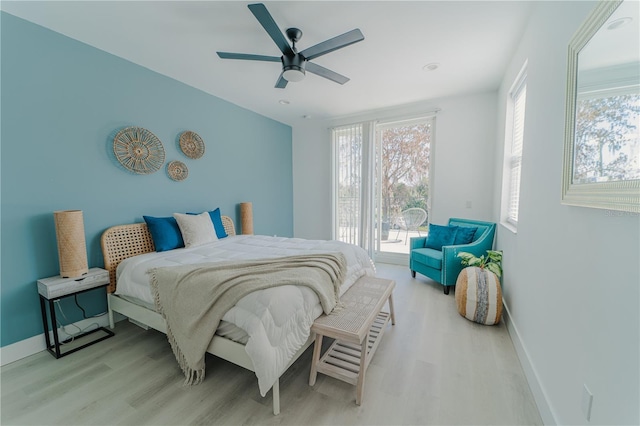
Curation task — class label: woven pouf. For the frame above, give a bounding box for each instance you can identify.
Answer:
[455,267,502,325]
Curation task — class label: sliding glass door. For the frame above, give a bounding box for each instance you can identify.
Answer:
[375,118,432,263]
[333,116,433,264]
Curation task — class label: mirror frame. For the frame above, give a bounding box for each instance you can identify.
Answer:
[562,0,640,212]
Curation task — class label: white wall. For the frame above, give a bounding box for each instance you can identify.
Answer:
[292,122,333,240]
[293,91,498,240]
[494,1,639,425]
[295,2,639,423]
[429,92,497,225]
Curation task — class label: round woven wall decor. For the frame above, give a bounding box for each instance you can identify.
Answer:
[113,127,165,174]
[167,160,188,181]
[179,131,205,159]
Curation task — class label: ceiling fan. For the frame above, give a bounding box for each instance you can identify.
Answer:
[216,3,364,89]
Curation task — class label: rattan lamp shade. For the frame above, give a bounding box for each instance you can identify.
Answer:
[54,210,89,278]
[240,202,254,235]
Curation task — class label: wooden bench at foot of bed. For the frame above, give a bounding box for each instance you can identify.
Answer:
[309,276,396,405]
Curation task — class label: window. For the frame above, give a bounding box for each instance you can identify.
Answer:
[332,124,364,246]
[504,65,527,227]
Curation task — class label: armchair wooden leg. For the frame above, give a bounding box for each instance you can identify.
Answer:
[411,270,416,278]
[444,285,450,295]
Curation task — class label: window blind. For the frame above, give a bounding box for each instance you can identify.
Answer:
[332,124,363,246]
[507,80,527,225]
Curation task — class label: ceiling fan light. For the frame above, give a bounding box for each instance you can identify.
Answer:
[283,66,306,82]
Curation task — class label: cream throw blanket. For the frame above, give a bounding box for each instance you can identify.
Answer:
[150,253,346,385]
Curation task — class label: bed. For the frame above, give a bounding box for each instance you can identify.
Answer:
[100,214,375,415]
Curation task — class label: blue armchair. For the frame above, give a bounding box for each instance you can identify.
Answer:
[409,218,496,294]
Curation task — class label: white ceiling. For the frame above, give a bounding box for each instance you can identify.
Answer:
[1,1,535,126]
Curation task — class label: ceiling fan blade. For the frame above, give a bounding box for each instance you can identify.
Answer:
[217,52,281,62]
[248,3,294,57]
[275,73,288,89]
[306,62,350,85]
[301,29,364,61]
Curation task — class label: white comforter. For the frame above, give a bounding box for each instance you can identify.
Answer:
[115,234,375,396]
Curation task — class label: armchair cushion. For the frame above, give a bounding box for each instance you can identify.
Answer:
[425,224,458,250]
[412,248,443,270]
[453,226,477,245]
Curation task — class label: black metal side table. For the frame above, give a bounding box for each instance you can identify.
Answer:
[37,268,115,358]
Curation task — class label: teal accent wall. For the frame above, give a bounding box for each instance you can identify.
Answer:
[0,13,293,347]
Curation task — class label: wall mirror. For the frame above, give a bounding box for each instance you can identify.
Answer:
[562,0,639,212]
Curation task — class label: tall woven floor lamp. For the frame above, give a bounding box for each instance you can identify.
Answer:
[240,202,254,235]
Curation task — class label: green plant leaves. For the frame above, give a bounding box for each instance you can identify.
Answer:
[457,250,503,277]
[469,255,485,267]
[487,250,503,263]
[486,262,502,278]
[457,252,477,267]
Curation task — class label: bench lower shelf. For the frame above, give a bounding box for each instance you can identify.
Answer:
[315,311,391,386]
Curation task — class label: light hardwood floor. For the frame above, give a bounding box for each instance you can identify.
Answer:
[1,263,542,426]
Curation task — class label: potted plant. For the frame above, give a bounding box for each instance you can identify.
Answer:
[457,250,503,278]
[454,250,503,325]
[381,220,390,241]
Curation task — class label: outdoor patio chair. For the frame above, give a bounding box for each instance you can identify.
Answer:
[395,208,427,244]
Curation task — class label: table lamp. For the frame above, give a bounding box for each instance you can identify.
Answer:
[54,210,88,278]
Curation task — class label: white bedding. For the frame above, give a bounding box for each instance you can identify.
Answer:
[115,234,375,395]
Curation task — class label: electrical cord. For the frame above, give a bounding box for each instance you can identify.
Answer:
[73,293,108,318]
[54,299,105,344]
[54,300,84,343]
[74,294,87,318]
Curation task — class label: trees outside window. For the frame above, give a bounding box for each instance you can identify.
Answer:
[379,122,431,232]
[574,94,640,184]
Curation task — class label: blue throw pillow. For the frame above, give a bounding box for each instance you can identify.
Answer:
[187,208,228,239]
[207,208,228,239]
[454,226,477,245]
[143,216,185,252]
[425,224,458,250]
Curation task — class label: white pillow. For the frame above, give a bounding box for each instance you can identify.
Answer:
[173,212,218,248]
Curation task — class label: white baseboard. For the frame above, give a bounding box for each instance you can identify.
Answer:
[0,333,47,367]
[502,300,557,425]
[0,313,124,367]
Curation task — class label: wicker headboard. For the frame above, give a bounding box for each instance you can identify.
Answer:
[100,215,236,293]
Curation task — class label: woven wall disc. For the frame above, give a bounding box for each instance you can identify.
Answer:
[167,160,188,181]
[113,127,165,174]
[179,131,205,159]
